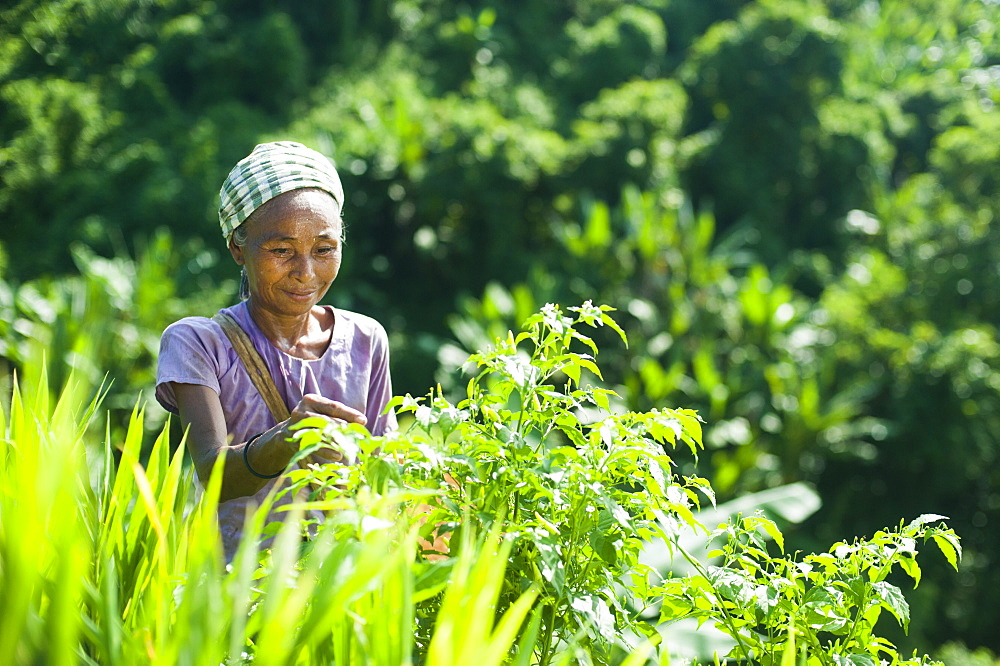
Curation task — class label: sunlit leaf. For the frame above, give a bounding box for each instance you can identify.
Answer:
[872,581,910,630]
[832,653,878,666]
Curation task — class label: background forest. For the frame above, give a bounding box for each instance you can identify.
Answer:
[1,0,998,660]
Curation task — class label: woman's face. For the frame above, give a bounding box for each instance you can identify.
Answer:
[229,188,343,317]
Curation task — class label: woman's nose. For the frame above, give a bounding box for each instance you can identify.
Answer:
[290,255,317,281]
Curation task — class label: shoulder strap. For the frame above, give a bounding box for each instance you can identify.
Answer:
[212,311,291,423]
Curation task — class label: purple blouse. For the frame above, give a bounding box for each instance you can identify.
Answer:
[156,300,396,559]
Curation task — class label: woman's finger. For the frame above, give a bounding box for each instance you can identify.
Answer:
[310,447,344,463]
[297,394,368,425]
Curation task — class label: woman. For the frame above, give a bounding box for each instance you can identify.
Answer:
[156,141,396,560]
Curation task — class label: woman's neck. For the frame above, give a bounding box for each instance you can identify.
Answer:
[246,300,334,360]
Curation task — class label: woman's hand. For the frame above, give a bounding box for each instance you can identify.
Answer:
[288,393,368,428]
[173,384,368,500]
[285,393,367,464]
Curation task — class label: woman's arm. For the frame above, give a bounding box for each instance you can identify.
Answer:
[173,383,367,503]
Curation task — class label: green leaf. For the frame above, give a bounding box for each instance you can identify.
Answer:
[412,558,456,603]
[845,575,868,606]
[570,594,616,638]
[706,567,755,607]
[930,531,962,571]
[687,476,716,507]
[656,586,696,622]
[743,515,785,553]
[832,653,878,666]
[512,608,544,666]
[599,495,634,534]
[670,409,704,452]
[589,517,622,566]
[571,329,600,355]
[751,584,782,618]
[556,424,588,448]
[576,356,604,380]
[561,360,581,384]
[801,586,850,633]
[897,554,922,587]
[591,388,613,412]
[906,514,949,530]
[647,416,681,446]
[871,581,910,630]
[532,534,565,594]
[600,312,628,347]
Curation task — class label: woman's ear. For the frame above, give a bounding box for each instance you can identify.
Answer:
[229,238,245,265]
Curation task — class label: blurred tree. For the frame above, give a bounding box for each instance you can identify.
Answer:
[679,0,872,264]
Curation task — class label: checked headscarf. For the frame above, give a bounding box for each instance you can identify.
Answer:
[219,141,345,241]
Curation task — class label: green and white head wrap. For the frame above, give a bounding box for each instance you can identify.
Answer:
[218,141,345,242]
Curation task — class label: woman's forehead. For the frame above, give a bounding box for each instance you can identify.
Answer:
[249,189,343,236]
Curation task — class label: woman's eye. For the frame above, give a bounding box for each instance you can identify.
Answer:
[316,246,339,256]
[269,247,292,256]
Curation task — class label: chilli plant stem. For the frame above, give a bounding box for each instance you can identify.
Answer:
[840,555,893,652]
[536,602,557,666]
[674,541,753,661]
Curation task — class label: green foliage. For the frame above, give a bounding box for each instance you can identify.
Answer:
[291,302,706,662]
[441,180,995,651]
[936,643,1000,666]
[0,229,233,433]
[442,191,865,500]
[0,302,962,664]
[661,514,960,664]
[0,364,544,664]
[291,303,957,665]
[680,0,867,260]
[806,179,1000,647]
[425,526,542,664]
[3,0,998,655]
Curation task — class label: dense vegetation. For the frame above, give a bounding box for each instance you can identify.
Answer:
[0,307,961,664]
[2,0,998,659]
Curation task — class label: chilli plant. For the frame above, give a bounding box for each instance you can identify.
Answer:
[290,301,712,663]
[658,513,961,665]
[290,301,960,665]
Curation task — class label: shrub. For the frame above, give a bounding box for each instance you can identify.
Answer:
[291,302,961,664]
[0,302,960,664]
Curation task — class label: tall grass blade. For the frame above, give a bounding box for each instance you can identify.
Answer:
[427,524,539,666]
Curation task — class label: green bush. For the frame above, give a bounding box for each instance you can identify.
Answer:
[0,228,233,437]
[289,303,959,664]
[0,303,960,664]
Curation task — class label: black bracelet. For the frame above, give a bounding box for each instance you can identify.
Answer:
[243,432,282,479]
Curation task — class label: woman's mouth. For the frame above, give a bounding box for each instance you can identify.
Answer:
[284,290,315,302]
